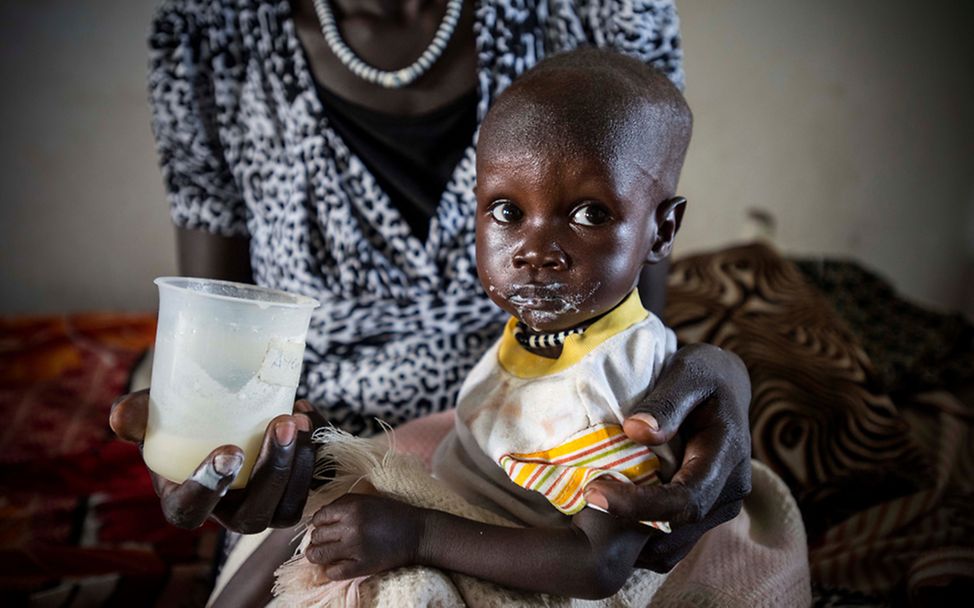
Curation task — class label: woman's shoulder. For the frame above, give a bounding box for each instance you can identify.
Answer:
[152,0,229,29]
[575,0,684,89]
[150,0,258,49]
[152,0,253,21]
[149,0,262,79]
[481,0,684,89]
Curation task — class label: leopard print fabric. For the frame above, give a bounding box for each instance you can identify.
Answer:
[148,0,684,435]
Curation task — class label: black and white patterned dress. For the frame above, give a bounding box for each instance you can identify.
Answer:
[148,0,684,435]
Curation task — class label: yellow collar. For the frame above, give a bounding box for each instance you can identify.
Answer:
[497,290,649,379]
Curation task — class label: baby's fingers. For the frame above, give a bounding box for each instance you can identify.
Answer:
[310,523,345,546]
[305,534,367,582]
[306,536,352,568]
[323,560,365,581]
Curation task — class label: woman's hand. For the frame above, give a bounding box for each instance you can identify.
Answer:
[109,389,318,533]
[584,343,753,572]
[306,494,426,580]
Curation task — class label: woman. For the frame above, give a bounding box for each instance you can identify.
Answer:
[111,0,752,603]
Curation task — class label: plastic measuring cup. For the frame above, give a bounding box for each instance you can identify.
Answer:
[144,278,319,489]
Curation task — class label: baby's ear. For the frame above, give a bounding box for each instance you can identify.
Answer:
[646,196,686,263]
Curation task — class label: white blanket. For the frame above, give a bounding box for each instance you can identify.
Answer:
[271,428,811,607]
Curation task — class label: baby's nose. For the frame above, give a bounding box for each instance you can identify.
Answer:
[513,240,569,271]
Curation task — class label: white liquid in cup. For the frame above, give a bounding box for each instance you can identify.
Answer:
[145,278,319,489]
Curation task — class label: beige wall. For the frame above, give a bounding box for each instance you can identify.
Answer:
[0,0,174,314]
[676,0,974,315]
[1,0,972,316]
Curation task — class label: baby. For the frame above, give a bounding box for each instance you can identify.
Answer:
[303,48,691,600]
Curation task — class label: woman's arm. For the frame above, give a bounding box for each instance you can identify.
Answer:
[307,494,650,600]
[606,259,754,572]
[176,226,253,282]
[638,258,670,316]
[116,0,320,533]
[585,343,753,572]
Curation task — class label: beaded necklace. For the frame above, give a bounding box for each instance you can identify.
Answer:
[312,0,464,89]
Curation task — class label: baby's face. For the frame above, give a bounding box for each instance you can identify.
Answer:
[475,143,663,333]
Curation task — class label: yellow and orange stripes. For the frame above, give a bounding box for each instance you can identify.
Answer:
[499,423,670,532]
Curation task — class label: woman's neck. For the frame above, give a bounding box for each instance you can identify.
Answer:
[291,0,477,115]
[330,0,428,21]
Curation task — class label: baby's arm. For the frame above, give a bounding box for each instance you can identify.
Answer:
[307,494,650,600]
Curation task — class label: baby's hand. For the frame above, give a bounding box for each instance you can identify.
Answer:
[306,494,426,580]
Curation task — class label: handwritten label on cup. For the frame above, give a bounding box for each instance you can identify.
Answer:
[258,338,305,387]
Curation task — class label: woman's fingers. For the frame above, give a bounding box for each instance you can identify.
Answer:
[634,499,745,572]
[220,415,307,533]
[587,416,750,525]
[625,343,750,448]
[585,448,751,526]
[218,414,314,534]
[661,420,738,523]
[271,414,315,527]
[113,395,321,533]
[585,477,691,523]
[585,430,749,575]
[109,389,150,444]
[600,343,752,526]
[158,446,244,529]
[294,398,328,429]
[624,345,717,446]
[112,389,241,529]
[666,423,752,521]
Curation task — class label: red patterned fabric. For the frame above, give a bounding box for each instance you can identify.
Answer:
[0,315,219,605]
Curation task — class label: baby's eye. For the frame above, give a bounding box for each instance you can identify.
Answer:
[571,203,611,227]
[489,201,524,223]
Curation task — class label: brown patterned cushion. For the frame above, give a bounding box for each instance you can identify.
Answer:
[665,243,927,537]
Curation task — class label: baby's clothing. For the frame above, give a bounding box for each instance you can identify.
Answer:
[432,291,679,529]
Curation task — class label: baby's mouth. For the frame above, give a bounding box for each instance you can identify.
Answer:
[505,283,570,310]
[503,281,603,327]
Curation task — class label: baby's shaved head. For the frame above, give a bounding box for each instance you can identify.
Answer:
[479,48,692,196]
